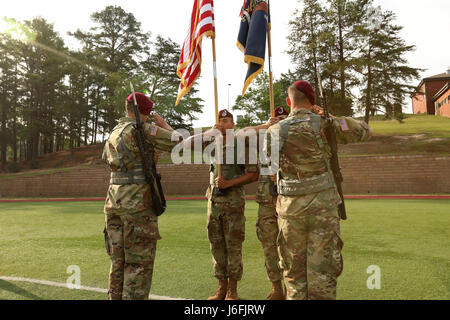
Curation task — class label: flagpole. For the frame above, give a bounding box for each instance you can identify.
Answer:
[212,38,219,124]
[267,0,275,118]
[211,36,222,178]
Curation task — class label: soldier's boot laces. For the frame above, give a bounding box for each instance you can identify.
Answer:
[207,279,228,300]
[266,280,285,300]
[225,278,239,300]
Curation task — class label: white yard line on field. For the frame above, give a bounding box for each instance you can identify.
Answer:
[0,276,189,300]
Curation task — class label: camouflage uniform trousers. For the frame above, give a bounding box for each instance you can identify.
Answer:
[256,198,283,282]
[277,200,344,300]
[207,197,246,281]
[104,209,161,300]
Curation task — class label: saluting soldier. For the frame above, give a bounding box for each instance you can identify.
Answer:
[238,106,289,300]
[265,81,372,300]
[187,109,258,300]
[102,92,177,300]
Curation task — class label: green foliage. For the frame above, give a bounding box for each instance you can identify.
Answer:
[28,159,39,169]
[0,6,204,167]
[286,0,421,119]
[352,8,423,122]
[142,35,203,130]
[72,6,150,74]
[6,162,20,173]
[236,115,255,128]
[232,71,293,126]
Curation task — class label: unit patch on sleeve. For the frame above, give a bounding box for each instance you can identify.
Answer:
[339,118,350,132]
[150,125,158,136]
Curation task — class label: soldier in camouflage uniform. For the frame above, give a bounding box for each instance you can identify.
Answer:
[238,106,290,300]
[102,92,177,300]
[187,109,258,300]
[265,81,372,300]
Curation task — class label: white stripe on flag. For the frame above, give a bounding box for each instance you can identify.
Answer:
[195,17,214,38]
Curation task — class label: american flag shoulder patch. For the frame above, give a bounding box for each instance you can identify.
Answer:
[150,125,158,136]
[339,118,350,132]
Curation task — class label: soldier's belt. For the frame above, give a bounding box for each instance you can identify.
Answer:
[209,171,242,185]
[277,172,335,196]
[259,175,272,182]
[209,184,243,191]
[110,166,146,185]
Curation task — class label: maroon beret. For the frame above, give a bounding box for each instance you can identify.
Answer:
[294,80,316,106]
[274,106,290,116]
[127,92,154,116]
[218,109,233,120]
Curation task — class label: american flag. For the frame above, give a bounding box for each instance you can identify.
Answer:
[176,0,215,106]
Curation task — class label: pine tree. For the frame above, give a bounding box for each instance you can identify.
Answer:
[352,8,422,123]
[71,6,150,132]
[141,36,203,130]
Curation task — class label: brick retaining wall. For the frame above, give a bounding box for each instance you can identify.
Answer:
[0,155,449,197]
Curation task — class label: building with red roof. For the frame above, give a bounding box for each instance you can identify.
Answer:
[412,69,450,117]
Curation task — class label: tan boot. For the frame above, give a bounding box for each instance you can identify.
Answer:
[207,279,228,300]
[225,278,239,300]
[266,280,285,300]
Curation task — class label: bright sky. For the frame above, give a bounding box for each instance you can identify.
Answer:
[1,0,449,127]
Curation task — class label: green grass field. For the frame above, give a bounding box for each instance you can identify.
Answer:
[0,199,449,300]
[369,114,450,138]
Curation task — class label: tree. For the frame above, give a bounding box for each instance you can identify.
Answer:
[232,71,294,127]
[288,0,373,116]
[0,8,205,168]
[0,35,17,168]
[71,6,150,132]
[13,18,68,160]
[141,36,203,130]
[287,0,420,120]
[352,8,422,122]
[287,0,324,91]
[325,0,373,115]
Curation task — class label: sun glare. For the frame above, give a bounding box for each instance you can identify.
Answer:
[0,17,8,33]
[0,16,37,42]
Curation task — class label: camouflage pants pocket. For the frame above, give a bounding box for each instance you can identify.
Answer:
[207,203,246,246]
[224,205,246,245]
[331,231,344,278]
[255,219,263,243]
[256,205,278,242]
[124,211,161,265]
[257,207,282,282]
[103,227,111,256]
[105,214,125,299]
[275,219,285,270]
[207,201,227,280]
[223,206,245,281]
[207,201,223,245]
[105,215,125,260]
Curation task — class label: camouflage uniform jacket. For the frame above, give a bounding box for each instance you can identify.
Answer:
[102,117,176,215]
[266,109,371,213]
[205,134,258,204]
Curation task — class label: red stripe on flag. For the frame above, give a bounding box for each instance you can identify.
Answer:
[176,0,215,105]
